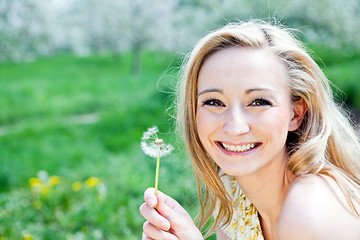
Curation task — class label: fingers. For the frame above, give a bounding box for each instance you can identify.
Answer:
[160,194,189,216]
[144,187,187,215]
[143,187,194,229]
[142,232,154,240]
[144,187,158,208]
[140,188,178,240]
[155,195,203,239]
[140,188,202,239]
[139,203,170,231]
[156,196,192,226]
[142,221,179,240]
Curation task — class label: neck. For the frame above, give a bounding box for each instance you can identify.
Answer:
[235,156,295,239]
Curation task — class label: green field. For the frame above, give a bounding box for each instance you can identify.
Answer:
[0,47,359,239]
[0,52,199,239]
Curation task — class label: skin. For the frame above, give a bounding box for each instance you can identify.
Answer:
[278,175,360,239]
[139,47,360,239]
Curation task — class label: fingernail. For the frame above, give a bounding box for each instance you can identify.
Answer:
[160,221,170,230]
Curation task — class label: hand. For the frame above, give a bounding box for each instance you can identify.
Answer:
[139,188,204,240]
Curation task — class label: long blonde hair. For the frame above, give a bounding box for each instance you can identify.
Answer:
[177,20,360,236]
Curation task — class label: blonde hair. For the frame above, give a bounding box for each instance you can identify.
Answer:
[177,20,360,237]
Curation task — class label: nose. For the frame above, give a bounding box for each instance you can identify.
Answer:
[223,106,250,136]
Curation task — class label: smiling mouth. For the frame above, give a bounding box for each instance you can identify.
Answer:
[217,142,261,153]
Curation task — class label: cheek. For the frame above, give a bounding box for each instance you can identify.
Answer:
[196,109,209,138]
[249,108,290,132]
[254,108,291,137]
[196,109,220,142]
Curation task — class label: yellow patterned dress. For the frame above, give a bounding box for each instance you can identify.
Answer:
[213,173,264,240]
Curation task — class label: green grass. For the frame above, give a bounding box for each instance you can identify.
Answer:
[0,51,199,239]
[0,52,180,185]
[0,46,359,239]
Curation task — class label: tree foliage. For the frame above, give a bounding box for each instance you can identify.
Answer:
[0,0,359,63]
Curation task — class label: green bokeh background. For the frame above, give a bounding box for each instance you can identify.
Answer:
[1,0,360,239]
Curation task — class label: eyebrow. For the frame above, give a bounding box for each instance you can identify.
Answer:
[197,87,277,96]
[197,88,223,96]
[245,88,278,94]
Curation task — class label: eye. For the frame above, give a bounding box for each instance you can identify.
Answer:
[249,98,272,106]
[203,99,225,107]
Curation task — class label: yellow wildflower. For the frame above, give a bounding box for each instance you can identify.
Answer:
[40,185,50,195]
[49,175,61,186]
[22,233,33,240]
[85,177,100,188]
[29,178,41,188]
[72,181,82,191]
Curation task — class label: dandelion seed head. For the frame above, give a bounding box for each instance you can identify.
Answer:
[141,126,174,158]
[142,126,158,140]
[155,138,164,145]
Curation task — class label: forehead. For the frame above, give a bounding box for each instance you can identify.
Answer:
[198,47,289,92]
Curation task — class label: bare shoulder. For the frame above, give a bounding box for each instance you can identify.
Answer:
[216,229,230,240]
[278,174,360,240]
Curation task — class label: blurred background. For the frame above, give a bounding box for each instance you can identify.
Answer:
[0,0,359,239]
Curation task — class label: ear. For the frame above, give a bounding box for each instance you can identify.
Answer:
[288,98,307,131]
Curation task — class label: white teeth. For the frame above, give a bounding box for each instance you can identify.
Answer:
[222,143,257,152]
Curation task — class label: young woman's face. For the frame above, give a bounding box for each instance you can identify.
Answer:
[196,47,298,177]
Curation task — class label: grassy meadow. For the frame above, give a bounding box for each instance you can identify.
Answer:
[0,45,359,239]
[0,52,199,239]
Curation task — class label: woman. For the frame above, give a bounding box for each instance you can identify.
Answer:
[139,20,360,240]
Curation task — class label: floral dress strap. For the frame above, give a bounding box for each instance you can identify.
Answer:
[213,173,264,240]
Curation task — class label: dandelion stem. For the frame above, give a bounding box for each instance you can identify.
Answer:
[155,154,160,196]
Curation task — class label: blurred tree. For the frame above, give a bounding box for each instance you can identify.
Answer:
[117,0,179,75]
[0,0,359,64]
[46,0,126,56]
[176,0,360,51]
[271,0,360,50]
[0,0,50,62]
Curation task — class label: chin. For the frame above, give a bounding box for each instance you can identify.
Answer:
[219,164,256,177]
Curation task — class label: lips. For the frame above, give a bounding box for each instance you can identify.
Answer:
[217,141,261,153]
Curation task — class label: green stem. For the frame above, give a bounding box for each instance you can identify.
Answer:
[155,155,160,196]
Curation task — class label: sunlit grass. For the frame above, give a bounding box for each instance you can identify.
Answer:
[0,51,179,185]
[0,51,196,239]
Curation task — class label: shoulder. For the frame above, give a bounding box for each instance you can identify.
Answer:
[216,229,230,240]
[278,174,360,240]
